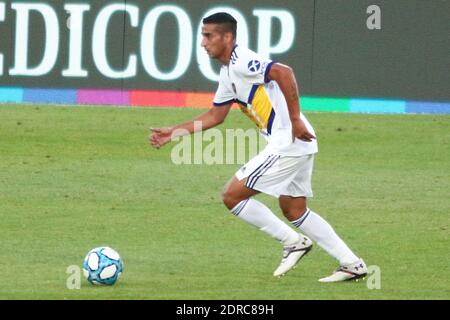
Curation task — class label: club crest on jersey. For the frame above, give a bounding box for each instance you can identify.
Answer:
[248,60,261,72]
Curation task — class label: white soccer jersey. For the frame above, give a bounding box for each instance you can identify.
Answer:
[213,45,318,156]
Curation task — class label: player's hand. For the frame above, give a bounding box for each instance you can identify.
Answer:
[149,127,173,149]
[292,119,316,142]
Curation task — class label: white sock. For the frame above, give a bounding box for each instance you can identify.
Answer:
[291,208,359,265]
[231,199,300,246]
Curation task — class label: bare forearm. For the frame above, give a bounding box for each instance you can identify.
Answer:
[276,68,301,121]
[268,63,315,141]
[268,63,301,122]
[150,105,230,149]
[171,108,227,138]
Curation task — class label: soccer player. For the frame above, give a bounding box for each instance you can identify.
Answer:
[150,12,367,282]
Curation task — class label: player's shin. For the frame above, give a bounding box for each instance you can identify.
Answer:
[291,208,359,265]
[231,199,299,245]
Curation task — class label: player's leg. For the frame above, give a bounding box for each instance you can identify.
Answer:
[283,198,362,268]
[222,175,259,210]
[230,152,319,277]
[280,155,367,282]
[278,195,307,221]
[285,199,368,282]
[271,195,313,277]
[222,176,300,247]
[280,195,360,266]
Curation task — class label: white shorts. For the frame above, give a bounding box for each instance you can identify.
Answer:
[235,150,315,198]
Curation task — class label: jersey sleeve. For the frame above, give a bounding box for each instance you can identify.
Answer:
[213,68,235,107]
[234,50,274,85]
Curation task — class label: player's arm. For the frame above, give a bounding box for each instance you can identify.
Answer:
[267,63,315,142]
[149,103,232,149]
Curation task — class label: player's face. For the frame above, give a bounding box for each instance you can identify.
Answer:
[201,24,227,59]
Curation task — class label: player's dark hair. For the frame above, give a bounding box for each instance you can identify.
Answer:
[202,12,237,39]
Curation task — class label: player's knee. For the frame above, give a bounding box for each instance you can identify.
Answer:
[222,188,240,210]
[295,206,309,218]
[279,202,307,217]
[279,205,290,216]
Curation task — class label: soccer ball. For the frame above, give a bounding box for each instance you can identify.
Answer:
[82,247,123,285]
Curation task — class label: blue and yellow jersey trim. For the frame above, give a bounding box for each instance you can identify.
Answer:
[237,84,276,135]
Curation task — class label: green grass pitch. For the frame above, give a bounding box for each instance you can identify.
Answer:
[0,104,449,299]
